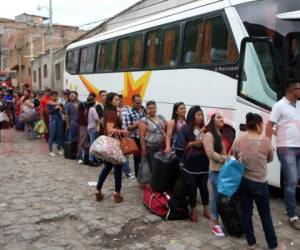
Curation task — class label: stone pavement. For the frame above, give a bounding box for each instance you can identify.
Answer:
[0,129,299,250]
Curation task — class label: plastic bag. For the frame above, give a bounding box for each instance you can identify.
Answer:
[34,119,48,134]
[137,158,151,185]
[217,156,245,197]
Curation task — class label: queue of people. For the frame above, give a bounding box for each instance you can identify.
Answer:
[0,80,299,250]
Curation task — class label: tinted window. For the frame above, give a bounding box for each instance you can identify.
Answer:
[161,26,180,67]
[145,29,161,68]
[66,49,79,74]
[117,37,130,70]
[97,40,117,71]
[79,45,96,73]
[129,34,143,69]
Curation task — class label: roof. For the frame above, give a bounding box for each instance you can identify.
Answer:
[17,13,49,20]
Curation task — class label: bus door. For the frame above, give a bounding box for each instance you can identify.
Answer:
[237,37,282,187]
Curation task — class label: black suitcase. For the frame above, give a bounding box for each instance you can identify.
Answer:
[151,152,180,193]
[217,194,244,236]
[64,140,77,159]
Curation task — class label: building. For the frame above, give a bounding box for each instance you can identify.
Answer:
[0,13,85,88]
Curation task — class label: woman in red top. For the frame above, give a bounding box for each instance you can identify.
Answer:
[95,92,129,203]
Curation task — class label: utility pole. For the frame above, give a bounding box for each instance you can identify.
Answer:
[49,0,54,90]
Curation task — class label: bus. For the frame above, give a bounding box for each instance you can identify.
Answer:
[64,0,300,187]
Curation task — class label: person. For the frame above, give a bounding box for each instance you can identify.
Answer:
[127,94,146,177]
[139,101,166,170]
[203,109,227,237]
[95,90,107,121]
[86,95,99,166]
[95,92,129,203]
[119,94,134,178]
[40,88,52,142]
[21,89,37,140]
[175,106,210,223]
[4,89,15,126]
[165,102,186,153]
[47,91,64,157]
[65,91,79,142]
[59,89,70,141]
[0,104,9,142]
[77,97,89,164]
[234,113,283,250]
[59,89,70,107]
[266,80,300,230]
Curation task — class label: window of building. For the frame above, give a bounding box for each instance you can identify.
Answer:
[161,26,180,67]
[55,63,61,81]
[117,37,130,70]
[183,16,237,65]
[43,64,48,78]
[97,40,117,71]
[28,67,31,76]
[145,29,161,68]
[66,49,80,74]
[33,70,37,82]
[129,34,143,69]
[79,45,96,73]
[38,67,42,89]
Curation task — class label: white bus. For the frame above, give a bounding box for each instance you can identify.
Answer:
[64,0,300,187]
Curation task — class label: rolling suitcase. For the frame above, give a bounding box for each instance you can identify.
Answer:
[64,140,77,159]
[217,194,244,236]
[151,152,179,193]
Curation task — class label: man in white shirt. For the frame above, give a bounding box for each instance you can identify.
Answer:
[266,80,300,230]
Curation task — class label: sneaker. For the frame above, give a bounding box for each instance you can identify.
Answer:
[78,159,84,164]
[49,152,56,157]
[126,173,135,179]
[289,217,300,231]
[57,150,64,155]
[248,244,256,249]
[211,225,225,237]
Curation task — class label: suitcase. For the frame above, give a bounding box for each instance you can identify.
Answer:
[64,140,78,159]
[151,152,180,193]
[217,194,244,236]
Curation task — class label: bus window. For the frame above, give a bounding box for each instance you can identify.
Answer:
[66,49,79,74]
[183,19,204,64]
[161,26,180,67]
[129,34,143,70]
[145,29,161,68]
[79,45,96,73]
[239,38,280,108]
[97,40,117,71]
[117,37,130,70]
[202,16,237,64]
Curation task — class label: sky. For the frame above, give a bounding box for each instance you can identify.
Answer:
[0,0,141,29]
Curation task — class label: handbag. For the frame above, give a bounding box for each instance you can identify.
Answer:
[137,157,151,184]
[19,110,39,123]
[90,135,126,165]
[217,156,245,197]
[119,137,139,155]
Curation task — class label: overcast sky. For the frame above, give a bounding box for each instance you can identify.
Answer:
[0,0,141,29]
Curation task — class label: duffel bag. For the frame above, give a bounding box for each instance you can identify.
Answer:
[217,194,244,237]
[143,185,170,218]
[19,110,39,123]
[166,197,189,221]
[90,135,126,165]
[151,151,180,193]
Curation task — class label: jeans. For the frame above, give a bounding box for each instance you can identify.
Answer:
[239,178,278,249]
[88,128,97,162]
[123,156,132,177]
[277,147,300,218]
[97,161,123,193]
[185,172,209,208]
[209,171,219,221]
[48,119,64,152]
[67,125,78,142]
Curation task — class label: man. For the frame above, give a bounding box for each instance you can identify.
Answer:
[119,94,134,178]
[127,94,146,177]
[266,80,300,230]
[65,91,79,142]
[95,90,107,135]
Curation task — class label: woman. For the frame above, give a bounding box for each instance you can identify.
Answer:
[139,101,166,170]
[21,89,36,140]
[175,106,210,223]
[234,113,283,250]
[165,102,186,153]
[95,92,129,203]
[47,91,64,157]
[203,109,227,237]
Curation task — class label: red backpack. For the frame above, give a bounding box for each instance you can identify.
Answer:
[143,185,170,217]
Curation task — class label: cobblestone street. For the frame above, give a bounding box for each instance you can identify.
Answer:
[0,129,299,250]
